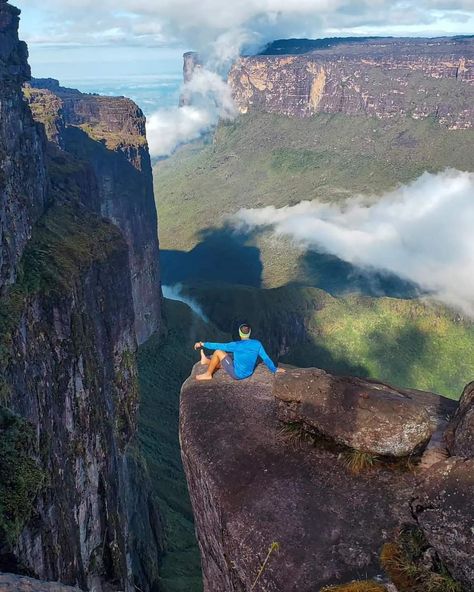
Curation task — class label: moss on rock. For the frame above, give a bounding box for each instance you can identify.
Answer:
[0,407,43,547]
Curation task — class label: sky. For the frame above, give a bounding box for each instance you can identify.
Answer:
[14,0,474,84]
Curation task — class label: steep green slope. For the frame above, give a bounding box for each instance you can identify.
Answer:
[184,283,473,400]
[154,113,474,290]
[138,299,228,592]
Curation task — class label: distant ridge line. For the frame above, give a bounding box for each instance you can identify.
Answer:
[258,34,474,56]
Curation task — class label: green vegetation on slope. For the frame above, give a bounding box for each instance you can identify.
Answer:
[0,407,43,548]
[0,204,126,403]
[137,299,228,592]
[154,113,474,289]
[184,283,474,399]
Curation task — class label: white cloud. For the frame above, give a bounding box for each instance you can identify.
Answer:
[16,0,474,51]
[233,170,474,317]
[146,67,237,156]
[147,105,212,156]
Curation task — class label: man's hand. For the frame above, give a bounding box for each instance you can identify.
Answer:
[194,342,203,351]
[276,367,286,374]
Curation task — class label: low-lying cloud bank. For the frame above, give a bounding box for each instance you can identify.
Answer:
[147,67,237,157]
[162,284,209,322]
[234,169,474,317]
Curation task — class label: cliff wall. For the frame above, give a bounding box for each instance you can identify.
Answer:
[25,80,162,344]
[0,2,163,590]
[228,37,474,128]
[0,0,47,289]
[1,206,161,591]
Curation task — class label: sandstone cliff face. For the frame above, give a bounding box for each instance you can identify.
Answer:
[0,2,163,590]
[0,0,47,289]
[1,207,162,591]
[180,364,469,591]
[228,37,474,129]
[25,80,162,344]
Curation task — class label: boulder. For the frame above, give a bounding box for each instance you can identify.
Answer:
[412,457,474,591]
[445,382,474,458]
[274,369,456,457]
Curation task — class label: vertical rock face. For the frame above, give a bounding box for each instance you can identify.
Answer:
[413,457,474,591]
[228,37,474,128]
[179,51,203,106]
[0,0,47,289]
[445,381,474,458]
[0,3,163,590]
[26,81,162,344]
[1,207,162,591]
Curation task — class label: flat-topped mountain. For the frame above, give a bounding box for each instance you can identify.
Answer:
[229,36,473,127]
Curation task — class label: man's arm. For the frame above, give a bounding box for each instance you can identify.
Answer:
[201,341,239,353]
[258,344,278,374]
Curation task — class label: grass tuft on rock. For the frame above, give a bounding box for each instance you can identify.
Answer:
[380,526,462,592]
[342,449,381,474]
[321,581,387,591]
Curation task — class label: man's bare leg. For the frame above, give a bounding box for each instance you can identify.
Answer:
[196,350,226,380]
[200,349,211,365]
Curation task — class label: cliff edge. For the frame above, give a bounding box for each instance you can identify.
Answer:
[180,364,473,591]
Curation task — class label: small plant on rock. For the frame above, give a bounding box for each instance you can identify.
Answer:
[342,449,380,474]
[251,541,280,590]
[380,526,462,592]
[278,422,315,448]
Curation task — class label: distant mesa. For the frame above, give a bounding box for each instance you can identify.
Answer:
[228,35,473,127]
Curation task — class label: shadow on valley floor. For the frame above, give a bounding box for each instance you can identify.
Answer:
[161,226,263,287]
[299,249,420,299]
[161,223,419,299]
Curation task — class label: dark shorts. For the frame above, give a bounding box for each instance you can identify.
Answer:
[221,355,239,380]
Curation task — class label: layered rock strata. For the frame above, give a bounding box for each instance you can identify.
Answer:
[229,37,474,128]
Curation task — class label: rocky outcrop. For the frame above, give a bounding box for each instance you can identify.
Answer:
[25,79,161,344]
[180,364,418,591]
[0,0,47,289]
[179,51,203,106]
[0,573,81,591]
[413,457,474,591]
[445,381,474,458]
[228,37,474,129]
[181,365,472,591]
[274,368,456,457]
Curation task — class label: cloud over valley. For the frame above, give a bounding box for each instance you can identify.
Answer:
[234,170,474,317]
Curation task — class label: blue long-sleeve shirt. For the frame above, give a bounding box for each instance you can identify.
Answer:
[203,339,277,379]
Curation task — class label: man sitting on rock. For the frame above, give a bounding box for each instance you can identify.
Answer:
[194,324,285,381]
